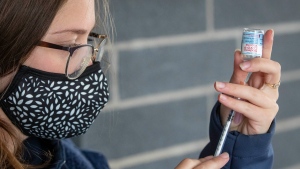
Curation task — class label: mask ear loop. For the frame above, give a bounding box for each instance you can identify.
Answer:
[0,67,19,101]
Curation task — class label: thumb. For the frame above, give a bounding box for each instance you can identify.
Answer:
[230,50,248,84]
[198,153,229,169]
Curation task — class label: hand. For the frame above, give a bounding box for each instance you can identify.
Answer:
[216,29,280,135]
[175,153,229,169]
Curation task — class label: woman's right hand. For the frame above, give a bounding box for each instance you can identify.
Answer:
[175,153,229,169]
[217,29,280,135]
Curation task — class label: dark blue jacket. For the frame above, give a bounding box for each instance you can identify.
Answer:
[200,102,275,169]
[23,101,274,169]
[23,137,110,169]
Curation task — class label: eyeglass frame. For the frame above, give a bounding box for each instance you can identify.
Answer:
[37,32,107,79]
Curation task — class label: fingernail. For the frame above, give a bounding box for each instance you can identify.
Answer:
[233,112,243,124]
[234,49,241,52]
[220,152,229,159]
[239,61,251,70]
[216,81,225,89]
[219,94,227,101]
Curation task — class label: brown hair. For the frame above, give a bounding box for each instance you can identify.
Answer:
[0,0,113,168]
[0,0,67,168]
[0,0,68,77]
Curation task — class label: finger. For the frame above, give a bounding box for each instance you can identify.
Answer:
[239,58,281,84]
[218,94,278,123]
[262,29,274,60]
[230,49,248,84]
[175,158,202,169]
[195,153,229,169]
[215,82,275,108]
[249,72,280,101]
[175,156,216,169]
[199,156,214,163]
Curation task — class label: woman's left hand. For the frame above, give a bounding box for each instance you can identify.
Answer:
[175,153,229,169]
[216,29,281,135]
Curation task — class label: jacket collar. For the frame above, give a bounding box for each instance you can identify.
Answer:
[23,137,66,169]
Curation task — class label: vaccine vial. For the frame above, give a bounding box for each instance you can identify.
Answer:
[241,28,264,61]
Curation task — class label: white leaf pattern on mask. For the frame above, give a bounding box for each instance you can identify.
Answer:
[1,67,109,139]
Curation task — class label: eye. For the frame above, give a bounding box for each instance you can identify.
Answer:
[67,43,80,47]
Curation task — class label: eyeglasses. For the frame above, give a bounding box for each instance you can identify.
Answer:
[37,32,107,80]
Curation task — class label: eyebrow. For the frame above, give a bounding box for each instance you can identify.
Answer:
[51,29,89,35]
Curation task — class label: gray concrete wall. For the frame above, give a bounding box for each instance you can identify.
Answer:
[78,1,300,168]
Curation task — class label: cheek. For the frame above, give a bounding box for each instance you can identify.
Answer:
[23,47,69,74]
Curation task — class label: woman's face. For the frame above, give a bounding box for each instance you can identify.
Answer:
[24,0,96,73]
[0,0,95,93]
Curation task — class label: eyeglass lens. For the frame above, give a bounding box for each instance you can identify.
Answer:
[66,37,108,79]
[66,46,93,79]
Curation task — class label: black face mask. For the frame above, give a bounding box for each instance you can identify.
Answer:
[0,62,109,139]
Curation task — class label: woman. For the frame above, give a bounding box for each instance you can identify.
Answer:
[0,0,280,168]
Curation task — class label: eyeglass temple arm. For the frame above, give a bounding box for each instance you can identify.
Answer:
[89,32,107,39]
[38,41,69,51]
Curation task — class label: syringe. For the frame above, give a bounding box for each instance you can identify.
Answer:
[214,28,264,156]
[214,109,235,156]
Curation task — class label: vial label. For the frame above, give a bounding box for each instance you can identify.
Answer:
[241,28,264,60]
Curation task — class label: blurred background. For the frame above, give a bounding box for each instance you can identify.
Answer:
[75,0,300,168]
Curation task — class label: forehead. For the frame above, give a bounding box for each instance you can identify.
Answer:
[48,0,95,34]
